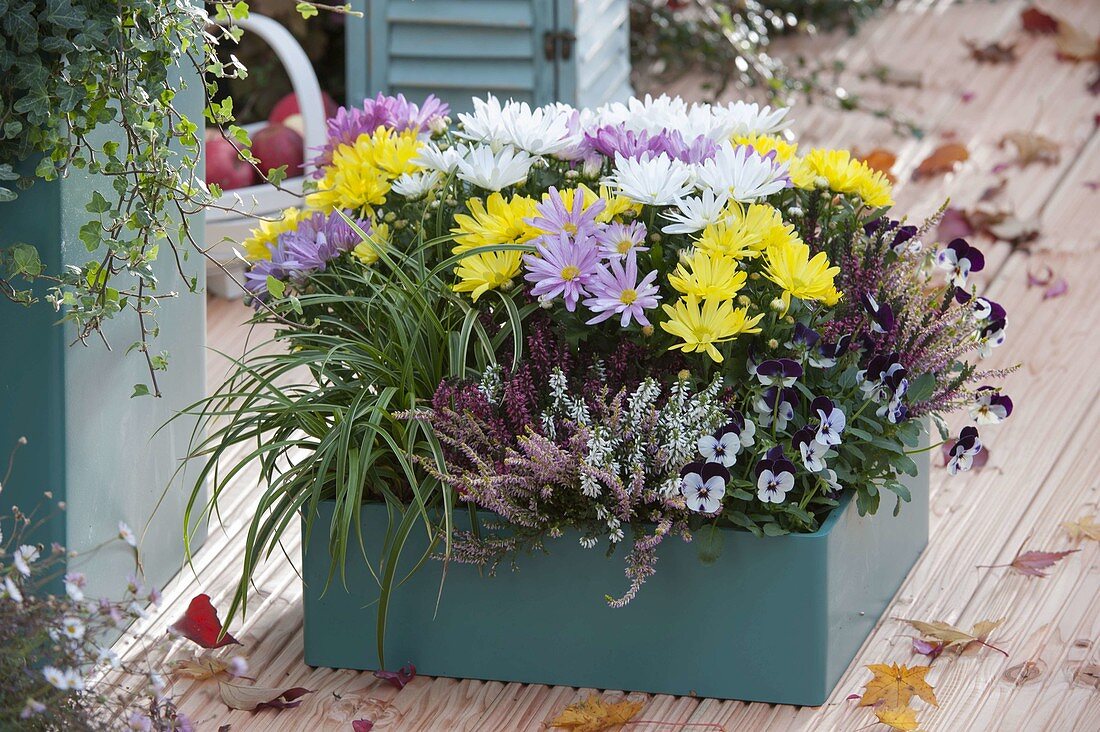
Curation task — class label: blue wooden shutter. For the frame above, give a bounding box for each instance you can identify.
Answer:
[556,0,633,109]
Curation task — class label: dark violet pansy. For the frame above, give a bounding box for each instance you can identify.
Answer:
[811,396,846,446]
[755,358,803,387]
[935,238,985,287]
[679,461,730,513]
[721,409,757,449]
[810,333,851,369]
[755,447,797,504]
[864,218,920,254]
[861,293,895,335]
[792,426,827,472]
[947,426,983,475]
[970,386,1013,424]
[753,386,799,430]
[697,425,740,467]
[785,322,820,350]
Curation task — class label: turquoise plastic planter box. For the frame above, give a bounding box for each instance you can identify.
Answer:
[302,451,928,705]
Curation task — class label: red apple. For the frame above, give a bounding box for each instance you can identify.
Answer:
[205,129,256,190]
[250,123,305,179]
[269,91,339,125]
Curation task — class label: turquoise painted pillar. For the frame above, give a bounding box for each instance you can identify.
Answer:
[0,73,206,597]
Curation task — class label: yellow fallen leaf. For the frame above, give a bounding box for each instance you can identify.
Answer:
[172,656,230,680]
[876,704,921,731]
[1001,131,1060,167]
[903,618,1007,656]
[549,695,644,732]
[860,663,938,709]
[1062,515,1100,542]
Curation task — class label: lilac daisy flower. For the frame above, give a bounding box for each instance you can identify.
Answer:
[970,387,1013,424]
[278,210,366,274]
[312,94,449,174]
[680,461,729,513]
[755,358,803,387]
[935,238,985,287]
[755,447,797,504]
[793,426,828,472]
[528,187,606,239]
[523,232,601,311]
[582,251,660,327]
[947,426,982,475]
[811,396,846,446]
[596,221,648,259]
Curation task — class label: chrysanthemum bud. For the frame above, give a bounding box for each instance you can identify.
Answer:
[737,294,751,306]
[768,338,780,349]
[383,212,397,223]
[649,232,662,243]
[814,175,830,189]
[770,297,786,312]
[564,169,579,180]
[428,116,448,135]
[677,369,690,381]
[642,325,654,337]
[394,219,407,230]
[788,206,803,217]
[678,250,692,265]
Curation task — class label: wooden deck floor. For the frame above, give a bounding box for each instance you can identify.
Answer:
[111,1,1100,729]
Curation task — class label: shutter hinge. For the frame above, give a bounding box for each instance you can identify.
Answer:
[543,30,577,61]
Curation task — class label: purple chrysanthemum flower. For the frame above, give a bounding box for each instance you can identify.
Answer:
[581,124,718,164]
[522,232,601,311]
[582,250,660,327]
[528,187,606,240]
[595,221,648,259]
[311,93,449,174]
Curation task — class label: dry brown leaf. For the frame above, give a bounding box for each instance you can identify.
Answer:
[1063,515,1100,542]
[914,143,969,179]
[986,549,1078,576]
[1055,23,1100,61]
[1001,131,1061,167]
[859,149,898,183]
[218,681,312,712]
[1021,6,1059,34]
[876,704,921,731]
[903,618,1008,656]
[173,656,231,681]
[985,215,1040,247]
[549,695,644,732]
[860,664,938,709]
[966,40,1018,64]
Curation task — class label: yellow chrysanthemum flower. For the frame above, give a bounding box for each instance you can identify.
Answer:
[795,149,894,206]
[696,203,798,258]
[308,150,391,214]
[452,193,539,254]
[733,134,798,163]
[660,295,764,363]
[241,207,302,261]
[596,184,642,222]
[352,222,391,266]
[696,221,759,260]
[372,128,424,178]
[453,251,522,302]
[763,239,842,312]
[668,249,748,301]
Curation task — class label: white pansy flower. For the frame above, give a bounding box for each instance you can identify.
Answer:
[391,170,442,199]
[604,152,694,206]
[661,189,730,234]
[757,468,795,504]
[455,144,534,191]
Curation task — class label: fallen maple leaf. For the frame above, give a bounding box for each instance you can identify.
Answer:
[912,637,946,661]
[937,208,974,241]
[966,40,1018,64]
[549,695,645,732]
[876,704,921,731]
[859,149,898,182]
[173,657,232,681]
[218,681,312,712]
[352,721,374,731]
[374,663,415,689]
[903,618,1008,656]
[1062,515,1100,542]
[1001,131,1061,167]
[1027,265,1054,287]
[169,594,241,649]
[985,215,1040,248]
[914,143,969,179]
[980,549,1079,577]
[860,664,938,709]
[1021,6,1059,34]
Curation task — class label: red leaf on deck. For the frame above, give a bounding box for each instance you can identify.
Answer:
[1043,277,1068,300]
[912,637,946,661]
[937,208,974,241]
[218,681,311,711]
[352,721,374,731]
[1021,6,1059,34]
[169,594,241,649]
[980,549,1079,577]
[374,663,416,689]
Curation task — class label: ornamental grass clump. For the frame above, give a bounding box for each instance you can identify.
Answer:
[188,93,1016,630]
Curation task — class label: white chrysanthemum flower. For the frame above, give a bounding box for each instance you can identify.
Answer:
[661,189,730,234]
[391,170,442,199]
[455,93,510,147]
[64,572,86,602]
[605,153,694,206]
[455,144,534,191]
[499,102,576,156]
[412,142,463,173]
[60,616,85,640]
[117,521,137,547]
[65,668,85,692]
[694,142,790,201]
[97,646,122,669]
[13,544,39,577]
[709,100,790,137]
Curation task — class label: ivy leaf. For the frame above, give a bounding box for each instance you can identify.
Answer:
[979,548,1078,577]
[902,618,1007,656]
[169,594,241,649]
[218,681,311,712]
[876,705,920,731]
[8,243,42,278]
[266,275,286,299]
[85,190,112,214]
[296,2,319,19]
[131,384,151,398]
[549,695,645,732]
[859,663,938,709]
[1062,515,1100,542]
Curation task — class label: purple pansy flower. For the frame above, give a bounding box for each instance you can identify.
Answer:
[935,238,985,287]
[811,396,846,446]
[866,218,921,254]
[861,293,895,335]
[785,322,820,352]
[970,386,1013,424]
[583,250,661,327]
[723,409,757,449]
[755,446,797,504]
[755,358,803,387]
[809,333,851,369]
[754,386,799,430]
[680,461,730,513]
[523,232,601,311]
[793,426,827,472]
[947,426,983,475]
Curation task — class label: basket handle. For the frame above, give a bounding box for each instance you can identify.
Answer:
[217,13,327,176]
